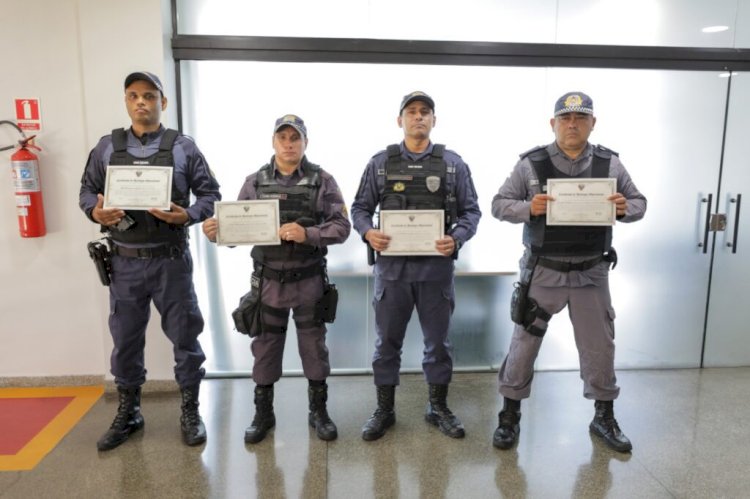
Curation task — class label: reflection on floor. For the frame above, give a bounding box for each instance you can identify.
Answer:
[1,368,749,498]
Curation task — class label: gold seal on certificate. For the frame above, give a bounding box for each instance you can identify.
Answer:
[380,209,444,256]
[214,200,280,246]
[103,165,173,210]
[546,178,617,226]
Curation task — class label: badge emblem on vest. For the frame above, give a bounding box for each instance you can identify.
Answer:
[393,182,406,192]
[426,175,441,193]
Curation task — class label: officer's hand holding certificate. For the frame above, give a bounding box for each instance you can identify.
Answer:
[214,200,280,246]
[546,178,617,226]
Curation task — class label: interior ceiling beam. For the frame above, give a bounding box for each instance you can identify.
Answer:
[173,35,750,71]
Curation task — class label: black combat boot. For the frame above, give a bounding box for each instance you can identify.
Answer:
[361,385,396,441]
[424,384,465,438]
[492,397,521,450]
[244,384,275,444]
[308,380,338,441]
[590,400,632,453]
[96,386,145,451]
[180,384,207,446]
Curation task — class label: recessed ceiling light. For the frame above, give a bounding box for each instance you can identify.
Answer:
[702,26,729,33]
[719,72,738,78]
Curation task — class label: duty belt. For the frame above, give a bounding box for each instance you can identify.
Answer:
[536,255,604,272]
[254,262,322,283]
[112,244,185,259]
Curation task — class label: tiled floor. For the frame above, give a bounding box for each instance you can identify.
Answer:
[2,368,749,498]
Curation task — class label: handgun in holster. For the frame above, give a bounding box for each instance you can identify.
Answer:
[232,271,263,336]
[509,255,550,337]
[87,238,113,286]
[315,266,339,324]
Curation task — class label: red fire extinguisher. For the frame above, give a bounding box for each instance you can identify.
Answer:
[11,136,46,237]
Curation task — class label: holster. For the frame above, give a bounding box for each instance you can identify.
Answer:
[232,272,262,337]
[314,267,338,323]
[509,255,550,336]
[510,280,530,325]
[87,238,112,286]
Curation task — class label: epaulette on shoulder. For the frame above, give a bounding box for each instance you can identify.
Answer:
[520,145,547,160]
[594,144,618,157]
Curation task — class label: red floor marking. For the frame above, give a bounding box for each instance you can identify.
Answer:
[0,397,74,455]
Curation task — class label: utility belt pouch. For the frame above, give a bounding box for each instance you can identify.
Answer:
[232,272,262,336]
[87,238,112,286]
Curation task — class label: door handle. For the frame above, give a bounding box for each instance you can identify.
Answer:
[727,193,742,254]
[700,194,713,254]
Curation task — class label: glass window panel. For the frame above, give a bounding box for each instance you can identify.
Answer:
[737,0,750,48]
[176,0,557,42]
[176,0,748,48]
[557,0,740,47]
[184,60,730,374]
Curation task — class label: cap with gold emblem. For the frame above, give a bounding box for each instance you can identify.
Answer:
[554,92,594,116]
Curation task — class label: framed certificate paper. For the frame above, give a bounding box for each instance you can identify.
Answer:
[380,209,444,256]
[546,178,617,226]
[214,200,280,246]
[103,165,173,210]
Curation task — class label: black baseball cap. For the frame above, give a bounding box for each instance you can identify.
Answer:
[399,91,435,113]
[124,71,164,94]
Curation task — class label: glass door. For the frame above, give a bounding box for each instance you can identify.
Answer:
[704,72,750,366]
[534,68,728,370]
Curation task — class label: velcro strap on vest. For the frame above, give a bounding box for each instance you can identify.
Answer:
[536,256,603,272]
[112,244,185,259]
[255,263,322,283]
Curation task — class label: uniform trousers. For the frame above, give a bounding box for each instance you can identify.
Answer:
[250,274,330,385]
[498,266,619,401]
[108,250,206,389]
[372,276,455,386]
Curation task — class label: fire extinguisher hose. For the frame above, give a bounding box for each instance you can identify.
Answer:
[1,120,26,151]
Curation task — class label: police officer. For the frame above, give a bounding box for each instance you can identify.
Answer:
[491,91,647,452]
[79,71,221,450]
[202,114,351,443]
[351,91,481,441]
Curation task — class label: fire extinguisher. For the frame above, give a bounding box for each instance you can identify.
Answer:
[11,135,46,237]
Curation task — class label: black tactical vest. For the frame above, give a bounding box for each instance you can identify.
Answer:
[380,144,457,226]
[524,145,614,256]
[106,128,187,245]
[250,158,326,264]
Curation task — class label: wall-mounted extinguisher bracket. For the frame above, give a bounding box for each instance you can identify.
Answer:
[2,120,46,238]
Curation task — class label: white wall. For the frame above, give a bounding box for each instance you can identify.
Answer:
[0,0,177,381]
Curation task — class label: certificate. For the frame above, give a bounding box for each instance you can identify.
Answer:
[103,165,173,210]
[380,209,444,256]
[546,178,616,226]
[214,200,280,246]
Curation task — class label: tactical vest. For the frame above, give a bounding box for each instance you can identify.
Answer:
[106,128,187,245]
[379,144,457,226]
[250,159,326,264]
[524,145,614,256]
